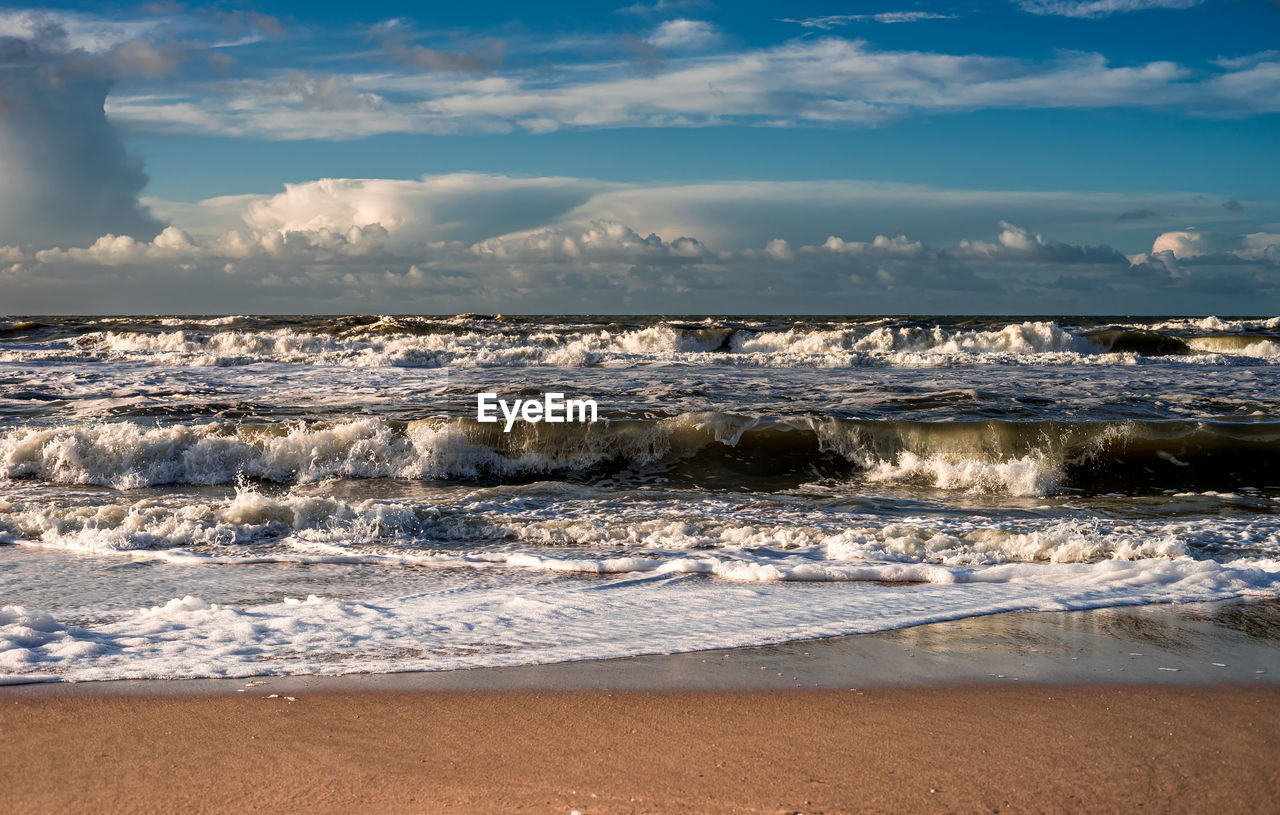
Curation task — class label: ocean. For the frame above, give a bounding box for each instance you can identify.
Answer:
[2,314,1279,682]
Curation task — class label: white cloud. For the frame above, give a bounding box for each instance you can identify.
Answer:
[1016,0,1204,18]
[471,221,708,263]
[764,238,794,261]
[957,221,1127,262]
[1,5,1273,150]
[34,227,196,266]
[1242,233,1280,260]
[816,234,926,257]
[1145,228,1280,261]
[99,39,1280,139]
[1151,229,1207,258]
[1206,59,1280,113]
[549,178,1250,251]
[239,174,609,245]
[1214,51,1280,71]
[647,19,722,50]
[173,174,1206,249]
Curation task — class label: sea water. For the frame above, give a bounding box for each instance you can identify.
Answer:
[2,314,1279,681]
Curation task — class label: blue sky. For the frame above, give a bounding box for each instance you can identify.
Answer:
[0,0,1277,313]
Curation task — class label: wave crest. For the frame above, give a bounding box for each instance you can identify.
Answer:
[3,415,1278,495]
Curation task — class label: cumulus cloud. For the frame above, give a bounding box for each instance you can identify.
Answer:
[0,7,278,248]
[34,226,196,265]
[5,174,1276,314]
[814,234,927,257]
[1151,229,1210,259]
[471,221,708,263]
[240,175,607,245]
[0,22,163,247]
[1140,228,1280,261]
[764,238,793,261]
[956,221,1128,263]
[1242,232,1280,259]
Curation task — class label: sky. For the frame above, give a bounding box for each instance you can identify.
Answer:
[0,0,1277,314]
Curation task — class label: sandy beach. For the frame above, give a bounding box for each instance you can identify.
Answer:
[5,600,1279,813]
[4,684,1277,813]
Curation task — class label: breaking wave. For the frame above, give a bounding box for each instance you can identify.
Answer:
[0,483,1203,570]
[4,414,1278,496]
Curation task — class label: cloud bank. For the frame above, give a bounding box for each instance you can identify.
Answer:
[3,174,1276,314]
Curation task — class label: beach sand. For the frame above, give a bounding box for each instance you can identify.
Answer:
[4,600,1279,813]
[3,685,1277,813]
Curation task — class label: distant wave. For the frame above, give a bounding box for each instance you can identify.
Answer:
[1,316,1277,367]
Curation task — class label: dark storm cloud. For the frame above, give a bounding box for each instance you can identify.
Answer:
[0,22,163,247]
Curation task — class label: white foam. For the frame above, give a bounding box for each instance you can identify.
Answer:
[3,473,1278,682]
[2,553,1275,682]
[2,483,1266,570]
[0,605,106,673]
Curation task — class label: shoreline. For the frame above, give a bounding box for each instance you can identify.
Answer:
[5,585,1279,813]
[6,596,1277,697]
